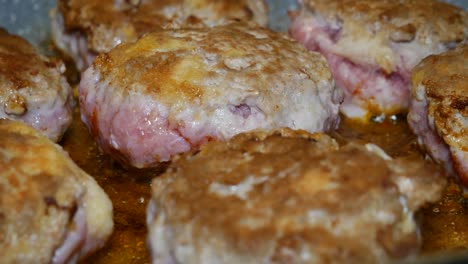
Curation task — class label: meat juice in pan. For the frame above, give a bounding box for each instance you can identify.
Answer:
[1,0,468,263]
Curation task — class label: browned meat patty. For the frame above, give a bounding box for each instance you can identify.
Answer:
[408,45,468,186]
[51,0,268,71]
[146,128,446,264]
[79,21,341,168]
[0,119,113,264]
[0,29,73,142]
[289,0,467,122]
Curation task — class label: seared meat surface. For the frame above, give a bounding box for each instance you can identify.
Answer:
[0,29,73,142]
[408,45,468,186]
[0,119,113,264]
[51,0,268,71]
[147,128,446,264]
[289,0,467,121]
[79,21,341,168]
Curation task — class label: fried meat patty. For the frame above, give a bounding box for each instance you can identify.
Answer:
[79,22,341,168]
[51,0,268,71]
[0,29,73,142]
[408,45,468,186]
[289,0,467,121]
[0,119,113,264]
[147,128,446,264]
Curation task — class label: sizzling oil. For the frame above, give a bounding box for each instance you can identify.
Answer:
[61,109,468,263]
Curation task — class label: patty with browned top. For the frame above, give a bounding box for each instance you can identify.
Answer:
[408,44,468,186]
[147,128,446,264]
[0,28,73,142]
[0,119,113,264]
[51,0,268,71]
[290,0,467,121]
[79,21,341,168]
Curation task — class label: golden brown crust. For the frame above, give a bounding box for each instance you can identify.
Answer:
[0,29,73,142]
[0,119,84,262]
[0,28,64,92]
[92,21,332,117]
[58,0,268,52]
[302,0,467,45]
[150,128,446,262]
[412,45,468,151]
[0,119,114,262]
